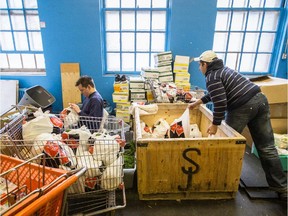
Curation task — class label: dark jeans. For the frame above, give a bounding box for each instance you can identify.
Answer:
[225,92,287,192]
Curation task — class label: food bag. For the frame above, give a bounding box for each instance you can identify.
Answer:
[169,108,190,138]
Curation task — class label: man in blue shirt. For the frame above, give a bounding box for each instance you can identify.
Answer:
[69,76,104,118]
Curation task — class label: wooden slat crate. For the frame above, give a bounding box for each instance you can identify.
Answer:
[134,104,246,200]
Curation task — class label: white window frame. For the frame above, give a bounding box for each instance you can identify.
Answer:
[213,0,285,75]
[100,0,171,75]
[0,0,46,76]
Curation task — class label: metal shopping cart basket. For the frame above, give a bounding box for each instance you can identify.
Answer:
[0,153,86,216]
[0,110,129,216]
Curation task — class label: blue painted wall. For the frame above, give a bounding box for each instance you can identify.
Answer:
[0,0,286,112]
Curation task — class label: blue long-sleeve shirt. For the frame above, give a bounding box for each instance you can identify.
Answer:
[201,59,261,125]
[79,91,104,118]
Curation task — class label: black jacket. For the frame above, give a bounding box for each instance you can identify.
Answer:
[201,59,261,125]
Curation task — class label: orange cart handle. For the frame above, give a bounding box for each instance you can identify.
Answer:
[15,167,86,216]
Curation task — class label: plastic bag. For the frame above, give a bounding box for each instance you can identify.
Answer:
[60,107,79,128]
[22,113,53,141]
[189,124,202,138]
[99,108,109,131]
[91,132,120,166]
[140,122,152,139]
[152,118,170,138]
[169,108,190,138]
[101,156,122,191]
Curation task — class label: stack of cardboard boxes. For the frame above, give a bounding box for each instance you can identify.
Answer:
[113,80,130,123]
[129,76,146,103]
[141,67,159,80]
[141,51,174,83]
[155,51,174,83]
[113,52,194,123]
[246,76,288,171]
[173,55,191,91]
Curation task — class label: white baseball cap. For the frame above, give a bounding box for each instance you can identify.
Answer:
[193,50,218,62]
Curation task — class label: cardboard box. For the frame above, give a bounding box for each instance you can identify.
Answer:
[116,110,130,123]
[141,68,159,79]
[158,71,173,76]
[269,103,287,119]
[156,62,173,73]
[113,82,129,93]
[251,76,288,104]
[112,93,129,103]
[174,72,190,82]
[129,76,145,89]
[130,89,146,100]
[116,102,131,111]
[173,55,190,73]
[130,82,145,89]
[243,76,288,147]
[154,51,172,63]
[159,74,174,82]
[175,82,191,92]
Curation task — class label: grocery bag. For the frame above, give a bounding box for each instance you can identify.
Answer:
[169,108,190,138]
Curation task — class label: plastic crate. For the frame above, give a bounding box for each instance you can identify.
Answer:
[18,86,55,109]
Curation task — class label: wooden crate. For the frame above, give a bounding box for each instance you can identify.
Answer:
[134,104,246,200]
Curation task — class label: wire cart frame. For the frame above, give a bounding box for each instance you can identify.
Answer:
[0,109,128,215]
[0,153,86,216]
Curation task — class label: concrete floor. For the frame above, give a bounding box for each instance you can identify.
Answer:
[114,188,287,216]
[77,146,287,216]
[113,147,287,216]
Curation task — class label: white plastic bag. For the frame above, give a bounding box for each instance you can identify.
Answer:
[101,156,122,191]
[23,115,53,141]
[60,107,79,128]
[93,139,119,166]
[152,118,170,138]
[189,124,202,138]
[140,122,152,139]
[169,108,190,138]
[99,109,109,131]
[129,103,158,116]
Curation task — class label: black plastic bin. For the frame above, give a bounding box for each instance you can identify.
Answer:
[18,85,55,109]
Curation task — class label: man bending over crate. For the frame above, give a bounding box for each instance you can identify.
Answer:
[188,50,287,201]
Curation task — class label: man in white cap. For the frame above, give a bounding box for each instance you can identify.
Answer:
[188,50,287,200]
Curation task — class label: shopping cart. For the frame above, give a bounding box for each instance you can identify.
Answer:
[0,109,129,215]
[0,153,86,216]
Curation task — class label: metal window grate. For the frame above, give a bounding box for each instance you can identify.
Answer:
[101,0,171,75]
[213,0,285,75]
[0,0,46,75]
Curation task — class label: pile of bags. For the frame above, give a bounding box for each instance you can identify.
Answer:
[140,108,202,139]
[21,108,123,192]
[149,80,193,103]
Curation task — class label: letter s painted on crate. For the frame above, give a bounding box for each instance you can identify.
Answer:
[178,148,201,191]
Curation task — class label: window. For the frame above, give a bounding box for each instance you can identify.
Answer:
[0,0,45,75]
[213,0,285,74]
[101,0,171,75]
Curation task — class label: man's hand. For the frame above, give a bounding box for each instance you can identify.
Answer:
[187,99,203,110]
[207,124,218,135]
[69,103,81,114]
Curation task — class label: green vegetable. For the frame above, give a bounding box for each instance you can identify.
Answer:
[123,140,136,169]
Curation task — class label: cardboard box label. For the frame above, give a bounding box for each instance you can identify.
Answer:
[113,93,129,103]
